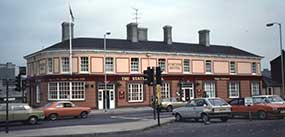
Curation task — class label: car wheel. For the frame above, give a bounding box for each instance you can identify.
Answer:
[201,114,209,123]
[175,113,182,121]
[49,113,58,121]
[166,105,173,112]
[28,116,38,125]
[221,117,228,122]
[258,111,267,120]
[80,111,88,119]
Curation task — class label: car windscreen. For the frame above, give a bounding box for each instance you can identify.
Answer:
[43,102,52,108]
[252,97,267,104]
[208,99,228,106]
[267,96,284,103]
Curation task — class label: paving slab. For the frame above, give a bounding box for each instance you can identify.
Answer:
[0,117,174,137]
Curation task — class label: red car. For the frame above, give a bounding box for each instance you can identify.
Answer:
[229,96,285,119]
[42,101,91,120]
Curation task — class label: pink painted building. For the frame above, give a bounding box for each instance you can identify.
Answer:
[24,22,262,109]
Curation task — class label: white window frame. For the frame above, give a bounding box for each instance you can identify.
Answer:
[80,57,89,73]
[105,57,114,73]
[158,59,166,72]
[229,61,236,74]
[251,81,260,96]
[161,83,170,99]
[47,58,53,74]
[131,58,139,73]
[205,60,212,74]
[183,59,190,73]
[128,83,143,102]
[36,84,40,103]
[229,81,240,98]
[61,57,70,73]
[252,62,257,74]
[204,81,216,98]
[48,81,85,101]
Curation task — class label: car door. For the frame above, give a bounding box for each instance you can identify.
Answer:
[62,102,76,116]
[183,100,196,118]
[12,105,28,121]
[193,99,205,118]
[0,105,12,122]
[229,98,240,114]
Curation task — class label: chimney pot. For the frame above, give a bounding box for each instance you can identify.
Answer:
[138,28,148,41]
[198,29,210,46]
[126,23,138,42]
[62,22,74,42]
[163,25,172,45]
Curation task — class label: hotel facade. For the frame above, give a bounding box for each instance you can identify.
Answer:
[24,22,263,109]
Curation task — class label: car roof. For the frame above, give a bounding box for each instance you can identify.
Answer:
[252,95,279,98]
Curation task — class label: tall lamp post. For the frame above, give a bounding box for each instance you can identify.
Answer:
[266,22,284,96]
[104,32,111,112]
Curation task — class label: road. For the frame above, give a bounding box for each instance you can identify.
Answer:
[0,110,172,132]
[100,118,285,137]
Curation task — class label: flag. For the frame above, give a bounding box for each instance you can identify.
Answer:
[69,4,74,22]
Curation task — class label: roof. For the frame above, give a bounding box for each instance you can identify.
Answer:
[25,38,262,58]
[262,76,281,87]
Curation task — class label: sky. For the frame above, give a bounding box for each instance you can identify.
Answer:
[0,0,284,70]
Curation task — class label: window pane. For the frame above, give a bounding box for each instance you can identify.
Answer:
[205,60,212,73]
[251,81,260,96]
[105,57,114,72]
[161,83,170,99]
[61,57,70,72]
[230,61,236,73]
[229,82,239,98]
[48,58,53,73]
[183,59,190,72]
[128,83,143,102]
[131,58,139,72]
[252,62,257,73]
[158,59,166,72]
[80,57,89,72]
[204,82,215,97]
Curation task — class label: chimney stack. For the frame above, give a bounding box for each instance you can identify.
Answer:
[163,25,172,45]
[138,28,148,41]
[62,22,74,42]
[127,23,138,42]
[198,29,210,46]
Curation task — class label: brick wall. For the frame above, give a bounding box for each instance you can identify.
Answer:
[240,80,251,97]
[216,80,228,101]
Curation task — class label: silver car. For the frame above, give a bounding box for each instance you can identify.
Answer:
[172,98,231,122]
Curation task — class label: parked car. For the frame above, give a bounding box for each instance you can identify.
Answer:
[172,97,231,122]
[160,97,187,112]
[229,96,285,119]
[0,103,45,125]
[42,101,91,120]
[252,95,285,104]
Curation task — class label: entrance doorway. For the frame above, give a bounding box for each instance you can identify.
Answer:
[181,83,194,101]
[98,84,115,109]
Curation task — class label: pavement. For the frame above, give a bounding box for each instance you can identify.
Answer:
[0,107,174,137]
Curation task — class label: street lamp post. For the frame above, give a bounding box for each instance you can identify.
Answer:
[266,22,284,97]
[104,32,111,112]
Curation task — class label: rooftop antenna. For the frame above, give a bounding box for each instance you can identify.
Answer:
[132,8,139,24]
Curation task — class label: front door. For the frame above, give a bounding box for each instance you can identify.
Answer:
[98,84,115,110]
[181,83,194,101]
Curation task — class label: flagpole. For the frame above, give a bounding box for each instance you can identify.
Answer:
[69,4,73,75]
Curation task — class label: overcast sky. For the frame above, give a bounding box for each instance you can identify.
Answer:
[0,0,284,70]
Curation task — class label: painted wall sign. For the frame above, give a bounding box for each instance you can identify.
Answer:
[168,63,181,70]
[121,76,144,81]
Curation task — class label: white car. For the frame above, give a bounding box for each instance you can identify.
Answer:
[252,95,285,104]
[172,97,232,122]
